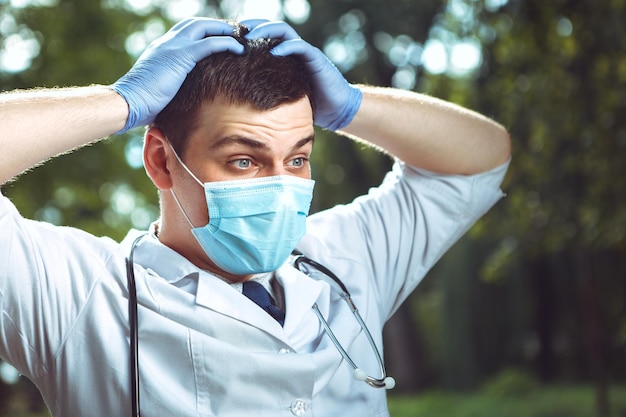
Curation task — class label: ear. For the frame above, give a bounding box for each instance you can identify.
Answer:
[144,127,174,190]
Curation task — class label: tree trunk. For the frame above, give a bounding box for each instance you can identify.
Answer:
[577,250,611,417]
[529,257,557,381]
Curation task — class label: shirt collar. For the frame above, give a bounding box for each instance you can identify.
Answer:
[121,231,278,297]
[121,231,201,286]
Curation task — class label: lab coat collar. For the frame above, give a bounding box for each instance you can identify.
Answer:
[121,231,327,342]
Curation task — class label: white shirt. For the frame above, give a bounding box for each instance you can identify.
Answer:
[0,160,508,417]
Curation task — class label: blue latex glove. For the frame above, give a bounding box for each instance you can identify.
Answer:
[244,21,362,131]
[112,18,244,134]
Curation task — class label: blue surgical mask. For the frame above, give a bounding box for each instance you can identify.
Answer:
[169,146,315,275]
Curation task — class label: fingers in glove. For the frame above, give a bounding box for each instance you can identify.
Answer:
[269,38,325,64]
[172,17,239,40]
[244,20,300,41]
[189,35,245,61]
[239,19,270,31]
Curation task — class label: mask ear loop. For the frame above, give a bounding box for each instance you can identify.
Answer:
[165,139,204,230]
[166,140,204,186]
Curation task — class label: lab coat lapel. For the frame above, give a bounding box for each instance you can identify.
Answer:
[276,264,328,336]
[195,273,286,336]
[193,265,328,340]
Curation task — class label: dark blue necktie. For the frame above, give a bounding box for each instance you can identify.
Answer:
[242,281,285,326]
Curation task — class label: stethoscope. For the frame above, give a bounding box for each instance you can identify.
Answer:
[126,234,395,417]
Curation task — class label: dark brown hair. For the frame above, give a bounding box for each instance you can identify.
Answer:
[153,23,314,156]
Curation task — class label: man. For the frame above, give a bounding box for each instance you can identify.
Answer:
[0,17,510,417]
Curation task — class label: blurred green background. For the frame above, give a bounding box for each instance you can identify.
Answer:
[1,0,625,415]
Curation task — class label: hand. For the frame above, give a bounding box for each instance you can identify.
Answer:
[244,21,362,131]
[111,18,244,134]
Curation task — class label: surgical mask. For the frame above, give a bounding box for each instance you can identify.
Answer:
[169,146,315,275]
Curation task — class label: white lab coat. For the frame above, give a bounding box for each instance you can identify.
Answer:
[0,160,508,416]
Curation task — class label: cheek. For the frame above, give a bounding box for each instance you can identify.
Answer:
[175,174,209,225]
[187,190,209,225]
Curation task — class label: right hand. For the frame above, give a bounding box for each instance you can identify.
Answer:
[111,18,244,134]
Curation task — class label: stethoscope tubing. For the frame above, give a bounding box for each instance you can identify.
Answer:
[294,252,392,389]
[126,234,144,417]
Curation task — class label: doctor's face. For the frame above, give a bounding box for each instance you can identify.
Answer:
[144,95,315,279]
[168,95,315,229]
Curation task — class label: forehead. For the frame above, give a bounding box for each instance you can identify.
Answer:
[185,96,314,151]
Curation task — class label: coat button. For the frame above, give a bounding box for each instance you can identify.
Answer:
[278,348,291,354]
[290,399,308,416]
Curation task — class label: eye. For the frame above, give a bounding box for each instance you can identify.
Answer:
[231,159,252,169]
[289,157,308,168]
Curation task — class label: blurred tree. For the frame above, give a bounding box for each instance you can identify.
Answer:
[418,0,626,414]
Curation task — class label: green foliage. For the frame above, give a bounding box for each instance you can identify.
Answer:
[462,0,626,276]
[481,368,539,398]
[415,0,626,282]
[388,384,626,417]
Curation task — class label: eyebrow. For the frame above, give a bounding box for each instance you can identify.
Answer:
[209,135,315,152]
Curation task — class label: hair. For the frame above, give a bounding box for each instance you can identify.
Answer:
[153,23,314,157]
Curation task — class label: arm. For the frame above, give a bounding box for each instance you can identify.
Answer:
[0,87,127,185]
[341,86,511,175]
[0,18,244,186]
[245,22,511,175]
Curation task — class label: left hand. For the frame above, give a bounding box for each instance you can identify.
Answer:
[244,20,362,131]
